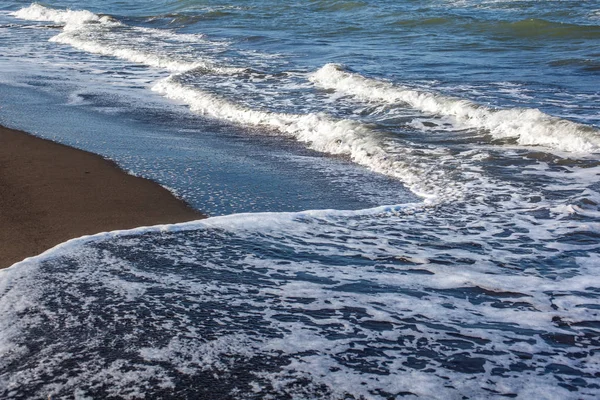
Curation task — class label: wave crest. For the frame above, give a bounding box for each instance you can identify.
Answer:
[12,3,109,26]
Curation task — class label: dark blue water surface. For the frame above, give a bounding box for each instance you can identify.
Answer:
[0,1,599,398]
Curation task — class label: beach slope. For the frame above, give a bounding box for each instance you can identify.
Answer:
[0,125,203,268]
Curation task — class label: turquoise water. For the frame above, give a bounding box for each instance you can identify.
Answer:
[0,1,599,399]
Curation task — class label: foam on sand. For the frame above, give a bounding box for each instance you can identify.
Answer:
[1,203,598,399]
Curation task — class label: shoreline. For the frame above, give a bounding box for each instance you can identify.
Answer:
[0,124,205,269]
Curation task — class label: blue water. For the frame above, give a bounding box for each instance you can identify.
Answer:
[0,1,599,399]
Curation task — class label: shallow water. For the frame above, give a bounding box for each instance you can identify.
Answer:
[0,1,599,398]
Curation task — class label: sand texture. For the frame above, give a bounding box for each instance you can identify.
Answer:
[0,125,204,268]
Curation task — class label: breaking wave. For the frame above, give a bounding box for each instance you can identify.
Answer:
[153,75,457,201]
[310,64,600,153]
[12,3,104,26]
[12,4,241,74]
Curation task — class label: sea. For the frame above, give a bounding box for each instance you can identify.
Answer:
[0,1,599,399]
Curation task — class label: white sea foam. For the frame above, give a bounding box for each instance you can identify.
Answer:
[310,64,600,153]
[12,3,102,26]
[49,32,223,73]
[1,203,598,399]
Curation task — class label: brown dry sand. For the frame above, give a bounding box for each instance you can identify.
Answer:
[0,125,204,268]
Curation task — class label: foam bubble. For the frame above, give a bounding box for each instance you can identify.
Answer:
[310,64,600,153]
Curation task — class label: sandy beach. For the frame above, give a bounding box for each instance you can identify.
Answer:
[0,124,204,268]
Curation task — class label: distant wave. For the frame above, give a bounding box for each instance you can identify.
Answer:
[311,0,368,12]
[391,14,600,40]
[310,64,600,154]
[495,18,600,40]
[12,4,240,74]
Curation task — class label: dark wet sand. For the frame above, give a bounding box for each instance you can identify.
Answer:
[0,125,204,268]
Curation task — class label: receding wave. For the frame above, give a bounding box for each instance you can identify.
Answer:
[153,74,530,210]
[2,196,598,398]
[391,16,455,27]
[310,64,600,153]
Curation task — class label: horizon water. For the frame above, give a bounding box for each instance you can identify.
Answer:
[0,1,599,399]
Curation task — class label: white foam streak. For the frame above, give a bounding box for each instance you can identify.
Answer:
[49,32,216,73]
[153,76,441,200]
[13,4,240,74]
[12,3,101,26]
[310,64,600,153]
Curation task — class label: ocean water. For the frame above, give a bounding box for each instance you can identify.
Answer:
[0,1,599,398]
